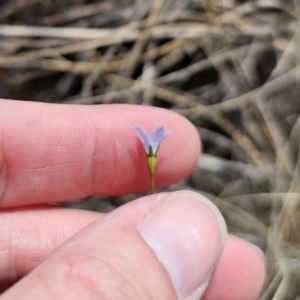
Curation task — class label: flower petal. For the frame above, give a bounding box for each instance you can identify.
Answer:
[162,130,171,142]
[149,125,171,154]
[134,124,150,152]
[149,125,163,153]
[154,130,171,153]
[150,125,164,141]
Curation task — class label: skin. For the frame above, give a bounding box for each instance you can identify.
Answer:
[0,100,265,299]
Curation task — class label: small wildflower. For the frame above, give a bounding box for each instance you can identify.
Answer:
[134,124,171,194]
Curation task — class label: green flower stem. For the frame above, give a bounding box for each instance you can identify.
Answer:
[150,174,155,194]
[147,151,157,194]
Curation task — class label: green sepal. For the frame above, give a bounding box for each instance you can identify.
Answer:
[147,146,157,176]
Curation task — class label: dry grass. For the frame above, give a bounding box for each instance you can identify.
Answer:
[1,0,300,298]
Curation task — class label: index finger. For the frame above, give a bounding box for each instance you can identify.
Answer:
[0,100,200,207]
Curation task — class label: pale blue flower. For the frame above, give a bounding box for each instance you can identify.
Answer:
[134,125,171,193]
[134,124,171,156]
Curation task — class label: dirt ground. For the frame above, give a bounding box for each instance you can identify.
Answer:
[1,0,300,298]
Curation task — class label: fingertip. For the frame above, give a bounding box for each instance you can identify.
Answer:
[138,190,225,299]
[202,235,266,300]
[89,104,201,194]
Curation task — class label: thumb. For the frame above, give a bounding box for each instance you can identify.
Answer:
[1,191,226,300]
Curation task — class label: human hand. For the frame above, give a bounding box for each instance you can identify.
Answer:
[0,100,265,299]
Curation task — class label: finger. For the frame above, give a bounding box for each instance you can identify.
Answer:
[0,100,200,207]
[1,206,265,300]
[1,194,265,300]
[0,205,101,291]
[1,191,226,300]
[202,235,265,300]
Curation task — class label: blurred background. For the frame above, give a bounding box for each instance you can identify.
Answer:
[1,0,300,299]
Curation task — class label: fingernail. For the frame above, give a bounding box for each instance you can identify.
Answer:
[138,190,226,299]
